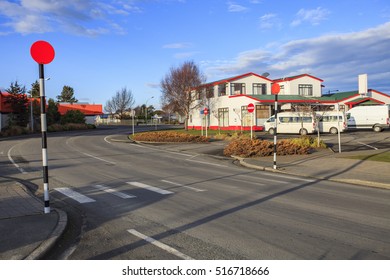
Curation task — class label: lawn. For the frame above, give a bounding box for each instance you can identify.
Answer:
[346,151,390,163]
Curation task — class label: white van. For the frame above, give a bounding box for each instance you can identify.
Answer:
[346,105,390,132]
[264,112,316,135]
[315,111,347,134]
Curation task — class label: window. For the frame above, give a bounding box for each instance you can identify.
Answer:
[218,108,229,127]
[241,105,252,126]
[253,83,267,95]
[218,84,227,96]
[230,83,246,95]
[206,86,214,98]
[298,84,313,96]
[256,105,269,119]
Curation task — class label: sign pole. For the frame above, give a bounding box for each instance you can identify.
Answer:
[30,40,55,214]
[39,64,50,213]
[271,84,280,170]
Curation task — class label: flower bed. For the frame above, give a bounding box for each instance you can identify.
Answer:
[224,136,325,158]
[132,131,209,143]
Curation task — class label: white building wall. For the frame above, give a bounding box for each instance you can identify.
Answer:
[369,90,390,104]
[288,77,322,97]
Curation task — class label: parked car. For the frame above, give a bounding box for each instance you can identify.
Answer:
[346,105,390,132]
[315,111,347,134]
[264,112,316,135]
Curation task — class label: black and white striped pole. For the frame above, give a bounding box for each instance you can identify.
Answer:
[30,41,55,214]
[271,83,280,170]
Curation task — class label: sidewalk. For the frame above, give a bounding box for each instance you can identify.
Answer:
[0,178,67,260]
[239,148,390,189]
[0,141,388,260]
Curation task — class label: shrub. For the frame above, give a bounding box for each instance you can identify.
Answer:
[132,131,209,143]
[223,137,320,158]
[0,126,29,137]
[60,110,86,124]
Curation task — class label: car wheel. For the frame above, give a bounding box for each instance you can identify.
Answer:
[268,128,275,135]
[329,127,338,134]
[373,125,382,132]
[299,128,308,135]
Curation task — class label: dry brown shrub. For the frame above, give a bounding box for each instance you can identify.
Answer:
[132,131,209,143]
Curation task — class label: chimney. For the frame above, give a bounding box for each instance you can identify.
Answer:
[358,74,368,96]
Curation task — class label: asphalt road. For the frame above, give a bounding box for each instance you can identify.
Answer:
[2,126,390,259]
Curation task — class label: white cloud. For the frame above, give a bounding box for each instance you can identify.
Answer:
[0,0,138,36]
[163,43,192,49]
[259,13,281,30]
[204,22,390,93]
[291,7,330,27]
[228,2,248,12]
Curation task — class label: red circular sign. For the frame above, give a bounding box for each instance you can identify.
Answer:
[248,103,255,113]
[204,108,209,115]
[271,83,280,95]
[30,41,55,64]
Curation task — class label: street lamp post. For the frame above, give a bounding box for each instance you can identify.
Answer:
[145,96,154,125]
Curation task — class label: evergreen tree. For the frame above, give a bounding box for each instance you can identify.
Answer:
[57,85,78,103]
[47,98,61,126]
[5,81,29,127]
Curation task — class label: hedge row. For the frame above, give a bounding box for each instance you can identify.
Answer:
[132,131,209,143]
[224,136,325,158]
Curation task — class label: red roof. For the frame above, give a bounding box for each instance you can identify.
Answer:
[273,74,324,83]
[0,92,15,113]
[57,103,103,116]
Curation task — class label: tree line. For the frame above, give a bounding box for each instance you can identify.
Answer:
[3,81,83,130]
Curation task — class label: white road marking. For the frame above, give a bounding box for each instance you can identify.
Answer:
[127,229,194,260]
[104,136,113,144]
[260,172,316,183]
[7,145,27,174]
[186,155,226,167]
[128,143,193,157]
[127,182,173,195]
[93,184,136,199]
[81,152,116,165]
[161,180,206,192]
[356,141,379,150]
[55,187,96,203]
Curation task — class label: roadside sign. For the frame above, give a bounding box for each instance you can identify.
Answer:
[271,83,280,95]
[30,41,55,65]
[248,103,255,113]
[204,108,209,115]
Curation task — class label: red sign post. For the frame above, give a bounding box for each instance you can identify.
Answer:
[30,40,55,214]
[248,103,255,138]
[204,108,209,137]
[247,103,255,113]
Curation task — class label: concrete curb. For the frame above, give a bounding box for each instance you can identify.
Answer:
[235,156,390,190]
[25,208,68,260]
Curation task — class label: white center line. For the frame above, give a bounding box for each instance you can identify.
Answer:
[161,180,206,192]
[127,229,194,260]
[55,187,96,203]
[127,182,173,195]
[82,152,116,165]
[93,185,136,199]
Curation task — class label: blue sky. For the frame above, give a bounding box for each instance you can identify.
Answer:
[0,0,389,109]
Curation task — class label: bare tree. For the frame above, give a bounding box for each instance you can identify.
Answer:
[105,87,135,120]
[160,60,206,130]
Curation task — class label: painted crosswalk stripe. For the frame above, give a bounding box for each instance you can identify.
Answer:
[55,187,96,203]
[161,180,206,192]
[127,182,173,195]
[127,229,194,260]
[93,185,136,199]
